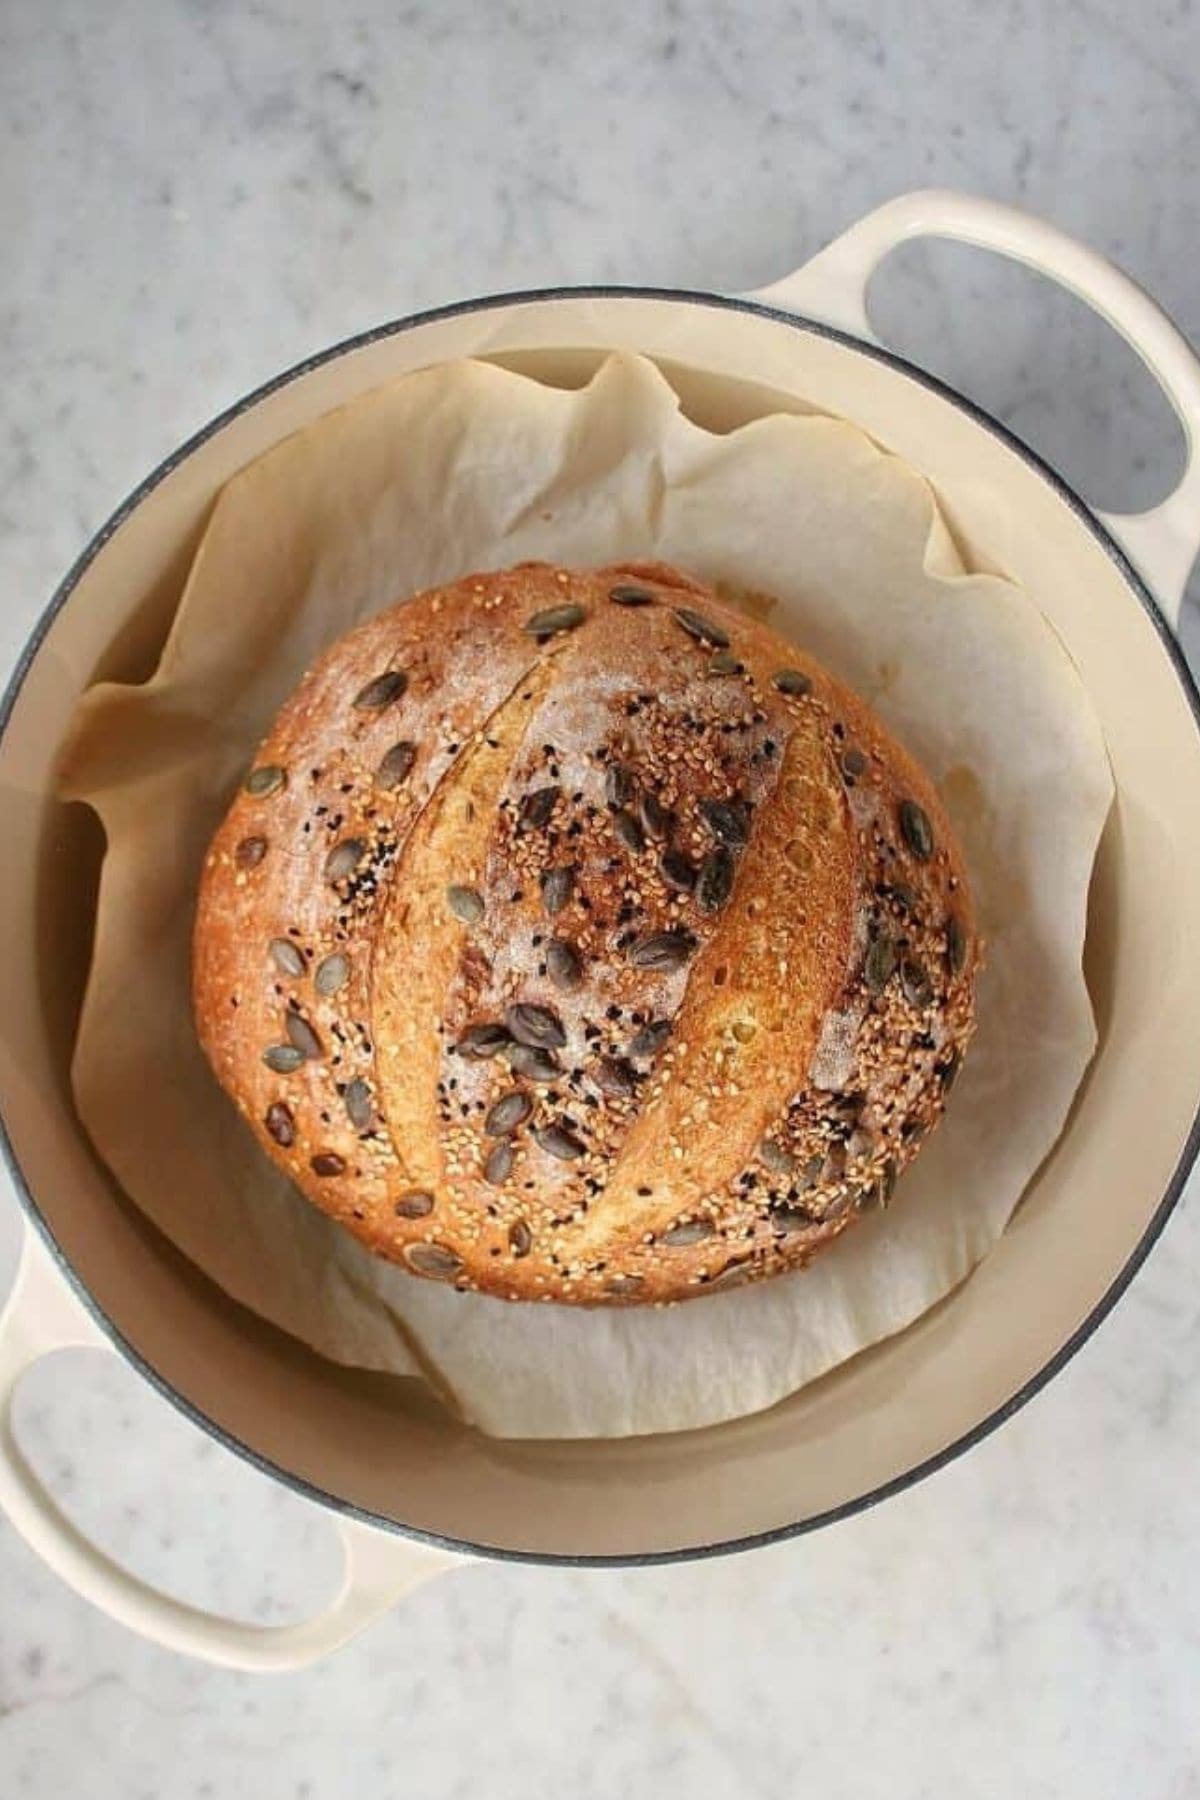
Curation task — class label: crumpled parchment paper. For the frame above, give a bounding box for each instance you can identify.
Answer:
[61,352,1112,1438]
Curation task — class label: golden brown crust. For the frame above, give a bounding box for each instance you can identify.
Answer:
[193,561,979,1305]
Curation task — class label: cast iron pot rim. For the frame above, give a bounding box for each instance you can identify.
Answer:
[2,284,1198,1570]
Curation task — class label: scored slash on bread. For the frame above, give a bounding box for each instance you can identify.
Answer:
[193,561,978,1306]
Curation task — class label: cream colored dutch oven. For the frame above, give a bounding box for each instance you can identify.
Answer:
[2,190,1199,1671]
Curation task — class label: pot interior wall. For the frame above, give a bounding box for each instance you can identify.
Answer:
[2,296,1198,1558]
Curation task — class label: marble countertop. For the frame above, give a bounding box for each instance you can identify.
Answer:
[2,2,1199,1793]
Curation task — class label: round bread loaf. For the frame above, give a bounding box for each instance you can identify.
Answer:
[194,561,978,1305]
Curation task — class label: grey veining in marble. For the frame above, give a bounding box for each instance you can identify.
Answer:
[2,2,1200,1795]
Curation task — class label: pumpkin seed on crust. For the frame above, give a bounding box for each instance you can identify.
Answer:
[446,884,485,925]
[244,764,286,798]
[269,937,305,978]
[404,1242,463,1280]
[672,606,730,649]
[314,952,350,996]
[899,798,934,861]
[352,669,407,710]
[525,603,587,639]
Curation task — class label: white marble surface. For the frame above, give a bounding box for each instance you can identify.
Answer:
[3,1,1200,1793]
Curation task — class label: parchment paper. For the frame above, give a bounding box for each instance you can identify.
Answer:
[62,353,1112,1438]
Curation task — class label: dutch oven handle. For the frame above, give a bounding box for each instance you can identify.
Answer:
[749,188,1200,626]
[0,1229,457,1670]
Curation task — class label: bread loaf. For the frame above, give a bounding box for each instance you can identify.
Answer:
[194,561,978,1305]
